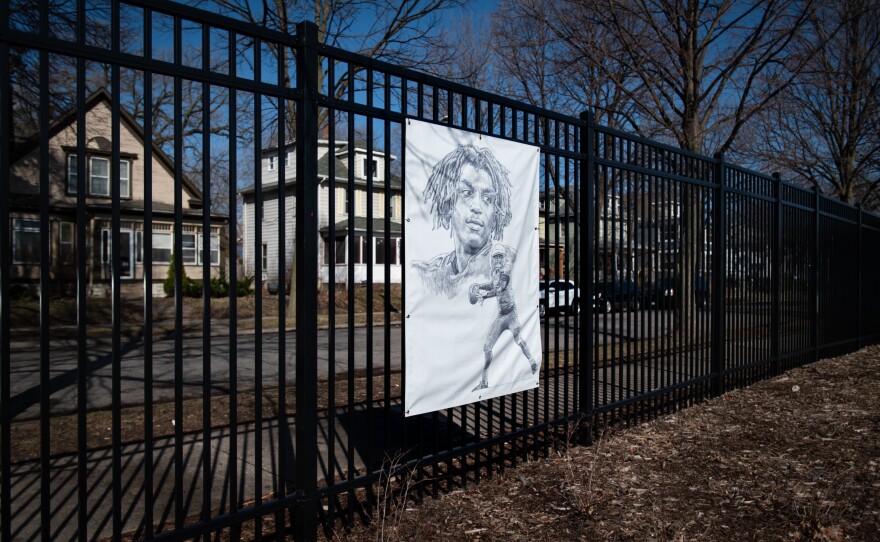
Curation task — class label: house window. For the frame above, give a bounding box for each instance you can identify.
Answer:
[90,157,110,196]
[101,229,110,264]
[267,156,276,172]
[119,160,130,198]
[375,237,389,265]
[375,237,401,265]
[152,232,172,263]
[261,243,268,271]
[199,233,220,266]
[12,219,40,264]
[182,233,197,265]
[67,155,78,193]
[363,158,377,178]
[100,228,135,278]
[353,235,366,264]
[135,231,143,263]
[59,222,74,264]
[335,238,345,264]
[67,154,131,198]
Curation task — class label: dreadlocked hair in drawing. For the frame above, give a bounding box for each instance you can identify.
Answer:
[422,144,512,240]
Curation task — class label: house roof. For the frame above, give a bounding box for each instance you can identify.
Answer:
[239,151,403,195]
[320,218,403,235]
[11,89,205,205]
[8,193,227,221]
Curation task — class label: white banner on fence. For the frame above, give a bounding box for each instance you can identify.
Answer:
[404,119,542,416]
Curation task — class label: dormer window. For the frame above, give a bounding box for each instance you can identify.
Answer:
[267,156,276,172]
[67,154,131,198]
[363,158,377,178]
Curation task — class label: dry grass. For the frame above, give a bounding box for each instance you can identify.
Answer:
[337,346,880,542]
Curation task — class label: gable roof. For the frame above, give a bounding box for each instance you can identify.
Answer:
[12,89,204,204]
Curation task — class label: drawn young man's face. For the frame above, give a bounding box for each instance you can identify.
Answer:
[451,164,497,254]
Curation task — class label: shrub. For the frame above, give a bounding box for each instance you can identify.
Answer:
[163,253,181,296]
[164,255,253,298]
[236,276,255,296]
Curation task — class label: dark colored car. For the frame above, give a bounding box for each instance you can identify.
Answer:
[646,276,709,309]
[592,280,642,313]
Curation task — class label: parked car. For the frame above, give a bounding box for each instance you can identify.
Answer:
[645,276,709,309]
[538,279,580,318]
[592,280,642,313]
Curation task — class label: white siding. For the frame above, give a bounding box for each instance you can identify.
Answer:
[242,191,296,284]
[244,141,402,286]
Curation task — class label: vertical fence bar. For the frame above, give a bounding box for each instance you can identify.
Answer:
[578,111,593,444]
[0,2,9,537]
[857,207,863,349]
[276,53,288,541]
[201,24,214,530]
[364,74,375,484]
[382,75,392,474]
[74,35,89,542]
[172,14,185,529]
[326,103,338,529]
[143,15,156,534]
[294,20,320,542]
[110,19,124,536]
[37,44,51,542]
[772,173,781,376]
[812,187,820,360]
[711,153,726,397]
[253,49,265,539]
[227,29,240,530]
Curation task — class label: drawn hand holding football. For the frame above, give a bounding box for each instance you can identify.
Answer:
[468,283,482,305]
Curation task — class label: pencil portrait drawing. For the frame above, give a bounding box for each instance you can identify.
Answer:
[411,144,513,299]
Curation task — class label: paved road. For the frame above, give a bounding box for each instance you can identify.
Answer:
[8,310,690,419]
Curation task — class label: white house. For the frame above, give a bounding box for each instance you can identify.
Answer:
[240,140,403,288]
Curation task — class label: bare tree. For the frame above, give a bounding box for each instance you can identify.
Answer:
[191,0,466,311]
[743,0,880,210]
[526,0,814,333]
[491,0,641,130]
[539,0,814,154]
[199,0,465,136]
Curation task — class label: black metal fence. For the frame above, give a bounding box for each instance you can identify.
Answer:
[1,2,878,541]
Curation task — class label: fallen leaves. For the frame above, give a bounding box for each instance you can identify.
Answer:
[340,346,880,542]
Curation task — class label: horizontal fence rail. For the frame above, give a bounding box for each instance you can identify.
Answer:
[1,1,878,541]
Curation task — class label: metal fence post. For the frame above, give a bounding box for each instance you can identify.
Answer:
[0,3,12,538]
[857,206,863,349]
[294,20,320,542]
[578,111,594,445]
[772,173,782,375]
[711,153,726,397]
[812,186,820,361]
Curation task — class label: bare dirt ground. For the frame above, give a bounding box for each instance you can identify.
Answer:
[337,346,880,542]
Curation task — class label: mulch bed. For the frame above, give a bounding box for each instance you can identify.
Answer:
[337,345,880,541]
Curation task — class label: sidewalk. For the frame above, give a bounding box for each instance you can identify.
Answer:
[8,315,403,350]
[8,395,472,541]
[5,355,693,540]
